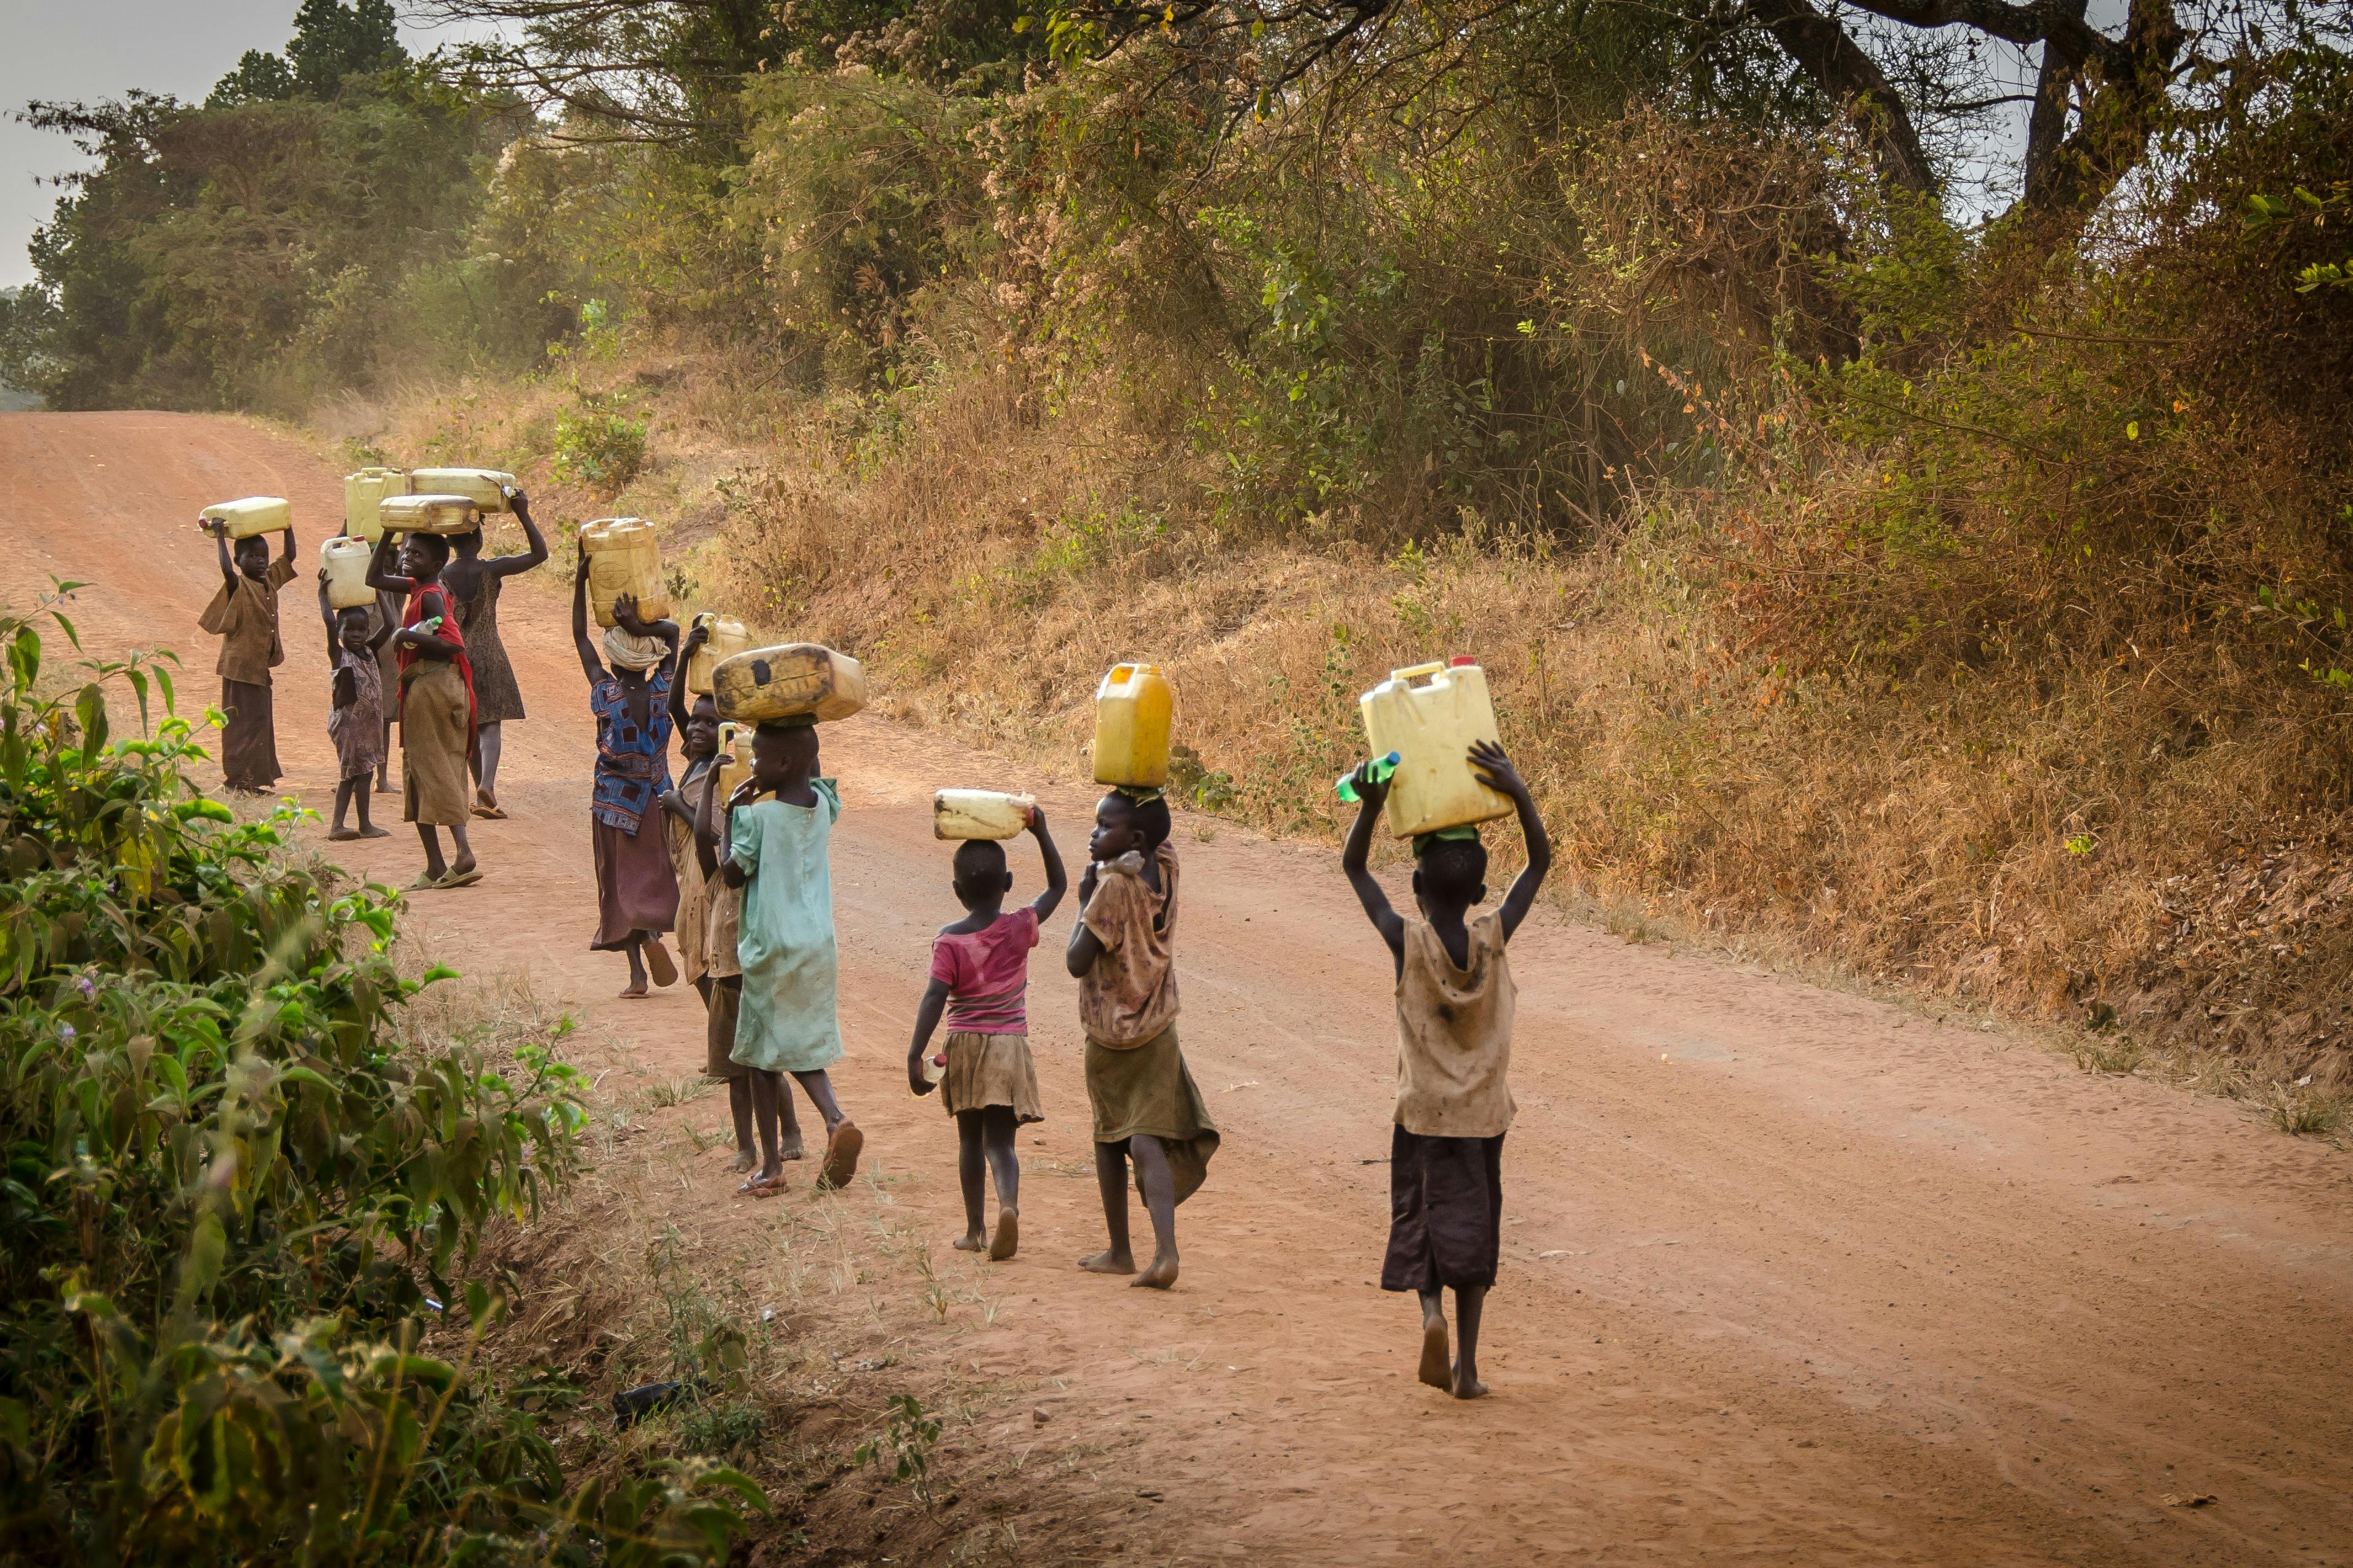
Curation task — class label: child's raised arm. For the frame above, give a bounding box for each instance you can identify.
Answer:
[1341,760,1407,967]
[277,524,297,565]
[1470,740,1551,941]
[317,574,339,664]
[1027,806,1068,921]
[668,619,708,738]
[486,489,550,576]
[365,532,415,597]
[905,978,951,1096]
[570,549,606,685]
[209,521,236,589]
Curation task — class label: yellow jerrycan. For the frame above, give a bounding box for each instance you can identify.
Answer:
[714,722,754,803]
[685,613,751,695]
[933,789,1037,841]
[200,497,291,540]
[1092,663,1174,788]
[579,518,670,628]
[711,643,866,725]
[1358,656,1512,839]
[319,536,376,610]
[377,494,478,536]
[406,468,515,513]
[343,468,408,542]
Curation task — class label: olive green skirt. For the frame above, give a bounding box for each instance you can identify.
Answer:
[1084,1021,1219,1205]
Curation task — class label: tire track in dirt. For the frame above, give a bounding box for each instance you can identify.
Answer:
[7,411,2349,1566]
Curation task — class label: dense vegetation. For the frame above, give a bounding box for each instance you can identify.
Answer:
[0,589,761,1562]
[4,1,2351,1104]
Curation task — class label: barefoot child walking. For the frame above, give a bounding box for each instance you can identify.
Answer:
[571,552,682,998]
[1340,739,1550,1400]
[443,487,547,819]
[317,574,392,840]
[721,718,862,1194]
[197,516,297,795]
[1065,789,1219,1290]
[660,633,759,1170]
[366,531,480,890]
[907,807,1067,1261]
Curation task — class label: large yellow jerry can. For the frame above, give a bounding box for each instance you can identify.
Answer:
[200,497,291,540]
[378,494,478,536]
[933,789,1037,841]
[685,614,751,695]
[579,518,669,628]
[343,468,408,542]
[1359,657,1512,839]
[711,643,866,725]
[1092,663,1173,789]
[406,468,516,513]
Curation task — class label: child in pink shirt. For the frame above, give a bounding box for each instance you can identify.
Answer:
[908,806,1067,1260]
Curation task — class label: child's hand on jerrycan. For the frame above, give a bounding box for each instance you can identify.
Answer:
[1467,739,1529,802]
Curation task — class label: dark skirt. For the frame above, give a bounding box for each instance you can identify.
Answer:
[592,816,679,949]
[704,976,746,1080]
[1084,1022,1219,1205]
[1381,1125,1505,1293]
[219,677,280,790]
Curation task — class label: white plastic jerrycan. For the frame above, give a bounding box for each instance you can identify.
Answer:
[933,789,1037,841]
[1358,657,1512,839]
[377,494,478,536]
[320,536,376,610]
[200,497,292,540]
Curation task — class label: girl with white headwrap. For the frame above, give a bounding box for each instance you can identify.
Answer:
[572,546,684,997]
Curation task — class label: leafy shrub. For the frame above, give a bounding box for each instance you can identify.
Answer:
[552,392,649,492]
[0,587,762,1564]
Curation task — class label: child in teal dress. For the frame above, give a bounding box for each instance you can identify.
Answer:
[721,715,864,1194]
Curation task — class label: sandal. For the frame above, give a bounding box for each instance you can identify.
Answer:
[817,1122,864,1191]
[405,873,443,892]
[644,938,678,989]
[470,803,507,820]
[738,1172,787,1199]
[438,867,483,889]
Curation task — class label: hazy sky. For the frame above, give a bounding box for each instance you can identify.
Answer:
[0,2,495,289]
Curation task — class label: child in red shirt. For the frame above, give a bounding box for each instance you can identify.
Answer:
[908,806,1067,1260]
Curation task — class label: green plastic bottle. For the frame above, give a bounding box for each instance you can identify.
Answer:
[1335,751,1401,803]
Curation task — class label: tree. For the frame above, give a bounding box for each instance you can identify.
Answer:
[206,50,297,108]
[289,0,409,97]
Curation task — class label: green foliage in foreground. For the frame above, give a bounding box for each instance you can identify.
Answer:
[0,587,764,1564]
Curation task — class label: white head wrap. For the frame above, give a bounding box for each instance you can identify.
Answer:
[602,625,668,673]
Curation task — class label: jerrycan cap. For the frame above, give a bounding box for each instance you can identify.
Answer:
[1448,655,1479,668]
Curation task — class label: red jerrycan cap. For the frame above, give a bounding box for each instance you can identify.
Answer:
[1448,655,1478,668]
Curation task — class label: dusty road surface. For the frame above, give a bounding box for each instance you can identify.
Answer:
[6,411,2351,1566]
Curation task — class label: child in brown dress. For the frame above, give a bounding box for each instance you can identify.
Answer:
[908,806,1067,1261]
[1065,789,1218,1290]
[197,518,297,795]
[317,575,392,840]
[1341,739,1550,1400]
[443,488,547,818]
[367,530,480,890]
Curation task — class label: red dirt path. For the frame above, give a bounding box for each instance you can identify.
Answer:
[6,411,2349,1566]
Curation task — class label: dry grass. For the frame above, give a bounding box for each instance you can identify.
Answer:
[347,337,2353,1114]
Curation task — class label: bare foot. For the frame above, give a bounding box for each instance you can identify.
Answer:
[359,824,390,839]
[1451,1367,1489,1401]
[730,1149,756,1173]
[375,780,395,795]
[953,1229,988,1253]
[1419,1313,1452,1391]
[328,826,360,842]
[990,1206,1019,1262]
[779,1136,805,1162]
[1078,1248,1136,1276]
[1132,1250,1179,1290]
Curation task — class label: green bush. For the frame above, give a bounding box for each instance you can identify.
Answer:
[552,392,650,492]
[0,587,762,1564]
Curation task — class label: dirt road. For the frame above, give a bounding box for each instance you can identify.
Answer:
[7,411,2350,1566]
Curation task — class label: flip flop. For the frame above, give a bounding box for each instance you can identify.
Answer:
[644,938,678,989]
[738,1172,787,1199]
[470,804,508,820]
[438,867,483,889]
[405,874,442,892]
[817,1122,864,1191]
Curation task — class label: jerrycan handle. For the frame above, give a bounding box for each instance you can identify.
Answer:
[1389,661,1449,686]
[1107,664,1136,683]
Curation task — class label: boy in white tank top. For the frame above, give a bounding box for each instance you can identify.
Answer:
[1341,739,1551,1399]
